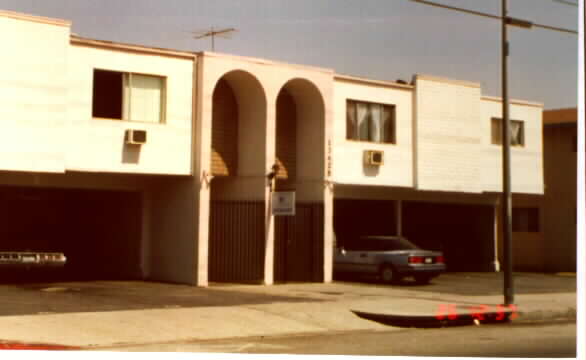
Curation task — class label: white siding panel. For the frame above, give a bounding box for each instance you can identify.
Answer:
[413,76,483,193]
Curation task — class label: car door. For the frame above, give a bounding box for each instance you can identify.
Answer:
[334,246,353,273]
[339,238,366,274]
[337,238,366,274]
[353,238,379,274]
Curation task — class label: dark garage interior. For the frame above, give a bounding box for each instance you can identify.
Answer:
[0,186,143,282]
[402,201,495,271]
[334,199,495,272]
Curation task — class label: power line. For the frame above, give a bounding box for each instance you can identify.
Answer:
[409,0,578,34]
[552,0,579,6]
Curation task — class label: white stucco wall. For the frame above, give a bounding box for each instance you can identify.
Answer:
[332,74,544,196]
[0,11,70,173]
[67,42,194,175]
[480,97,544,194]
[332,77,414,188]
[0,10,195,176]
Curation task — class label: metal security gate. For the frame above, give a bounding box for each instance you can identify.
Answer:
[209,201,265,283]
[274,203,324,283]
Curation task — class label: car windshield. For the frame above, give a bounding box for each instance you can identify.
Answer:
[362,237,420,251]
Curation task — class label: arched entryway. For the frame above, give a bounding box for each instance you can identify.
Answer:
[273,78,326,282]
[208,70,267,283]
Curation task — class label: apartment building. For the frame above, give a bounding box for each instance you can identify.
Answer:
[332,74,544,272]
[0,9,544,286]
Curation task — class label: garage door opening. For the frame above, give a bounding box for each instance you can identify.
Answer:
[333,199,494,272]
[0,186,143,283]
[333,199,398,247]
[403,201,494,271]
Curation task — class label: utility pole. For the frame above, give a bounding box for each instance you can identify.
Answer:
[193,26,236,52]
[501,0,514,306]
[409,0,576,306]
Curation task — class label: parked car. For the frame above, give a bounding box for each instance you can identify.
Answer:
[334,235,445,284]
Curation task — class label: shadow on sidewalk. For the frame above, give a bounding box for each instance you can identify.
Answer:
[0,280,325,317]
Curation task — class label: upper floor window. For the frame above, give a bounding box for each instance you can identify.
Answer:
[491,117,524,147]
[346,100,396,144]
[92,69,166,123]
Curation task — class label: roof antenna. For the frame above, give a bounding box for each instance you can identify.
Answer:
[192,26,237,52]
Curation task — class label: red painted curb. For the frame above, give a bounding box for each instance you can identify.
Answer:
[0,342,78,351]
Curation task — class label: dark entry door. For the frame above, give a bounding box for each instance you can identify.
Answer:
[274,203,323,283]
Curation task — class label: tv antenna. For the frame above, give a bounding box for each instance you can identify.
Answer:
[192,26,237,51]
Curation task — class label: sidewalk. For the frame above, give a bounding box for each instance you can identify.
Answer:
[0,272,576,349]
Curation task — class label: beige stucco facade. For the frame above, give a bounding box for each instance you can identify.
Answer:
[1,9,549,285]
[193,53,334,285]
[331,74,544,195]
[0,11,71,173]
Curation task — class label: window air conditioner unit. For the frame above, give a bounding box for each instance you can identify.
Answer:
[125,129,147,145]
[364,150,384,166]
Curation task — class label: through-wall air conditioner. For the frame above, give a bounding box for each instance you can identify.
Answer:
[125,129,147,145]
[364,150,384,166]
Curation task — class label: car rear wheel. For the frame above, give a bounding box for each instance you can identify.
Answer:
[380,265,398,284]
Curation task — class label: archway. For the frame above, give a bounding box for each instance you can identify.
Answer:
[273,78,326,282]
[208,70,267,283]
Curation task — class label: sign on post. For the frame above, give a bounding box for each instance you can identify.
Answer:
[271,191,295,216]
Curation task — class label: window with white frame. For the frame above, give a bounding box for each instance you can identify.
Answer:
[346,100,396,144]
[491,117,524,147]
[92,69,165,123]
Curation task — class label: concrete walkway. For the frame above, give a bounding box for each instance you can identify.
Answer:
[0,272,576,349]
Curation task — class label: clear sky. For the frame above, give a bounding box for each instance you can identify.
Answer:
[0,0,579,109]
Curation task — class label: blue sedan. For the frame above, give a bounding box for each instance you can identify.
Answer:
[334,235,446,284]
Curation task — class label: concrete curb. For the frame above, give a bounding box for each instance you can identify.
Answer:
[350,306,576,328]
[351,309,515,328]
[516,307,577,323]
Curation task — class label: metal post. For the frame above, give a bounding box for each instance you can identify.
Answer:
[502,0,514,305]
[396,200,403,237]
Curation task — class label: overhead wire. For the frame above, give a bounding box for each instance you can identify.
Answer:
[551,0,579,7]
[409,0,578,34]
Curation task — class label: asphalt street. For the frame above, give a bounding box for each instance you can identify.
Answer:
[94,322,576,357]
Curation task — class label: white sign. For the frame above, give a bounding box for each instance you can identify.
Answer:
[271,191,295,216]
